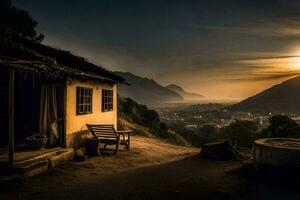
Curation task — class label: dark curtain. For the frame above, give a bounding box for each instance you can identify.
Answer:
[39,85,59,146]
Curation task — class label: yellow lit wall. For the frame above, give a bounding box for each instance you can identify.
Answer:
[65,79,117,147]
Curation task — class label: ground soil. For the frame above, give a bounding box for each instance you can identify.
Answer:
[0,136,298,200]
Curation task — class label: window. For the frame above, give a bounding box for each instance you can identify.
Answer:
[102,89,113,112]
[76,87,93,115]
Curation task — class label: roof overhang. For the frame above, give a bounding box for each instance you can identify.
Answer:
[0,56,125,84]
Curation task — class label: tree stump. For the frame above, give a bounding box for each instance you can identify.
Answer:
[200,139,245,161]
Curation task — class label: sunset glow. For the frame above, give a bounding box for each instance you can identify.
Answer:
[11,0,300,100]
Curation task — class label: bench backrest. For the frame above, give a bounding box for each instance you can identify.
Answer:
[87,124,117,140]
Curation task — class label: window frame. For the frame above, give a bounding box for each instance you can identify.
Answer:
[102,89,114,112]
[76,87,93,115]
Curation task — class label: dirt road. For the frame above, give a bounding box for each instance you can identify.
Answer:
[1,136,244,200]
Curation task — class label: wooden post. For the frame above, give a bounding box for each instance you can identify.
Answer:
[62,80,67,148]
[8,70,15,164]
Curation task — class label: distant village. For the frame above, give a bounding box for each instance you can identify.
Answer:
[160,104,300,130]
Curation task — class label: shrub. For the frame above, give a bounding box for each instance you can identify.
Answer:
[222,120,258,148]
[261,115,300,138]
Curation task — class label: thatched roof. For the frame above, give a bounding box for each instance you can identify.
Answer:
[0,36,125,83]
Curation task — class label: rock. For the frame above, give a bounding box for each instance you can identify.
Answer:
[48,148,75,168]
[74,147,87,161]
[200,139,245,161]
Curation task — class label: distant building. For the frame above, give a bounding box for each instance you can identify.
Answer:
[185,124,197,130]
[193,115,202,119]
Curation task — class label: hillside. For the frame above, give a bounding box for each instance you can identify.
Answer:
[118,96,189,146]
[115,72,183,106]
[229,76,300,114]
[166,84,204,100]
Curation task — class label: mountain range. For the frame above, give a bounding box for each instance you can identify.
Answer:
[115,72,204,106]
[115,72,183,106]
[166,84,204,100]
[116,72,300,114]
[230,76,300,114]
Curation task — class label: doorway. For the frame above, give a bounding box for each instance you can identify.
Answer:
[0,70,66,150]
[0,70,9,146]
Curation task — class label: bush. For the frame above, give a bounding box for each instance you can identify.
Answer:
[261,115,300,138]
[192,124,220,146]
[222,120,258,148]
[118,96,170,137]
[118,97,160,128]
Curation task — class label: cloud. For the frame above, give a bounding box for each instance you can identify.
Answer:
[198,19,300,38]
[228,71,300,82]
[236,56,300,64]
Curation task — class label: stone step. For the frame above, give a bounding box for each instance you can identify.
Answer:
[13,159,49,177]
[0,174,24,188]
[15,148,70,166]
[0,148,74,178]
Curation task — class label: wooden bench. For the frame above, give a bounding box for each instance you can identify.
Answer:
[86,124,131,155]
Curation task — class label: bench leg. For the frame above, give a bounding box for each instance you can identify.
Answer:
[127,133,130,150]
[114,139,120,155]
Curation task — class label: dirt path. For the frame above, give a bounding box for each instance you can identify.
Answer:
[0,136,244,200]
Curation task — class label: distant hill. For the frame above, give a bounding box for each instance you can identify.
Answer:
[229,76,300,114]
[115,72,183,106]
[166,84,204,100]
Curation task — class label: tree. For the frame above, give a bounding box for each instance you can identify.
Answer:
[261,115,300,138]
[200,124,217,137]
[222,120,258,148]
[195,124,220,146]
[0,0,44,41]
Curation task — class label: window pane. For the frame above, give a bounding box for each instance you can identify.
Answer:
[77,87,93,115]
[102,89,113,112]
[80,105,84,113]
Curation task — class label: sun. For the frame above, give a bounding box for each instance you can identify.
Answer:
[286,46,300,70]
[292,56,300,69]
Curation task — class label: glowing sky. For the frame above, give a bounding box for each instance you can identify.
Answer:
[12,0,300,100]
